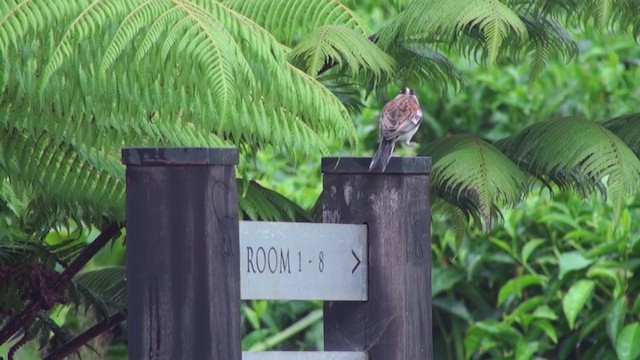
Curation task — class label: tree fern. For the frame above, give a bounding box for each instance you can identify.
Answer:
[519,15,577,78]
[496,117,640,217]
[288,24,395,80]
[0,0,360,222]
[601,113,640,157]
[224,0,368,46]
[239,180,313,221]
[392,42,464,89]
[426,135,528,230]
[379,0,528,64]
[67,266,127,316]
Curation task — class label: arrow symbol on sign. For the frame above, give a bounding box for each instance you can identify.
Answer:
[351,250,361,274]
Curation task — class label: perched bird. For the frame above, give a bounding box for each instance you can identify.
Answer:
[369,87,423,172]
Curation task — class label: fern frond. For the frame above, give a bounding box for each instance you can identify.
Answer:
[610,0,640,41]
[432,197,469,240]
[0,1,82,50]
[287,25,395,80]
[592,0,613,29]
[13,0,355,160]
[223,0,367,45]
[67,266,127,317]
[426,135,528,230]
[519,15,577,79]
[0,127,125,220]
[39,0,127,91]
[496,117,640,218]
[392,42,464,90]
[0,0,360,224]
[239,180,312,222]
[317,73,366,114]
[380,0,528,64]
[600,113,640,157]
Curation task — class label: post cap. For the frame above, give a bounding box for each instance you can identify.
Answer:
[122,147,239,166]
[322,157,431,174]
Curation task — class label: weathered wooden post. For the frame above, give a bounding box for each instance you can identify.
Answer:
[122,147,241,360]
[322,157,432,359]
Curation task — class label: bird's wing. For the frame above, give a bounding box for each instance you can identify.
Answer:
[380,96,422,139]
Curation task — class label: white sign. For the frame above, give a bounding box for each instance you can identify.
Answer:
[239,221,367,301]
[242,351,368,360]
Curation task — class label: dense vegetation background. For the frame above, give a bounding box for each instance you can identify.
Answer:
[1,0,639,359]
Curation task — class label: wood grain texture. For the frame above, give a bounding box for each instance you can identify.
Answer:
[125,161,240,360]
[322,163,432,360]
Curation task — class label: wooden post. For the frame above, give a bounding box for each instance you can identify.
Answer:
[322,157,432,359]
[122,147,241,360]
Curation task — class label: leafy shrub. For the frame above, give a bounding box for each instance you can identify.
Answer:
[432,190,640,360]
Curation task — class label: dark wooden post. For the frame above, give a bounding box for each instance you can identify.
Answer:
[322,157,432,359]
[122,147,241,360]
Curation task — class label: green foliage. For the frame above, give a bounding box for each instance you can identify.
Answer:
[496,116,640,217]
[288,25,395,80]
[224,0,368,45]
[2,0,640,358]
[427,135,527,230]
[239,180,312,221]
[241,300,322,351]
[431,192,640,360]
[0,0,360,223]
[379,0,529,64]
[2,0,640,227]
[403,28,640,228]
[602,113,640,157]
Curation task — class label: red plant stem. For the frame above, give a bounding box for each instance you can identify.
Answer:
[0,222,123,345]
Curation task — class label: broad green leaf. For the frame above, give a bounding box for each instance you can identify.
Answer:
[533,305,558,320]
[465,325,488,358]
[533,319,558,344]
[509,296,544,318]
[253,300,268,317]
[242,306,261,330]
[516,339,539,360]
[578,307,607,340]
[432,297,472,323]
[558,333,579,360]
[432,267,465,297]
[492,238,514,255]
[606,297,627,347]
[475,320,523,345]
[241,329,270,349]
[521,239,545,264]
[633,295,640,314]
[498,275,544,306]
[558,251,593,280]
[616,323,640,360]
[562,280,595,330]
[587,266,623,297]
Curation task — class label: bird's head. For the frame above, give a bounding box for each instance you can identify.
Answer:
[398,87,416,96]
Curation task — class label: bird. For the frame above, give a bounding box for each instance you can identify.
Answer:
[369,87,423,172]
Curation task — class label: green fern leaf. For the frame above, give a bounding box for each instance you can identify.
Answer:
[520,16,577,79]
[239,180,312,222]
[426,134,528,230]
[288,25,395,80]
[601,113,640,157]
[224,0,368,45]
[392,42,464,90]
[68,266,127,316]
[496,117,640,218]
[380,0,528,64]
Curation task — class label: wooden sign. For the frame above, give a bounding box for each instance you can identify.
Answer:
[239,221,367,301]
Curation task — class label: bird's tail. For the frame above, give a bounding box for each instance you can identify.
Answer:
[369,139,395,172]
